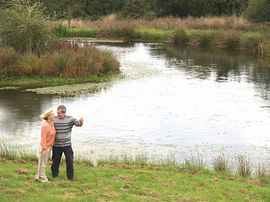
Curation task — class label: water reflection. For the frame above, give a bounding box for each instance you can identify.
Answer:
[0,90,54,144]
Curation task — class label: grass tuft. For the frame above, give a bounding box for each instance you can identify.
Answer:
[213,154,230,173]
[237,155,252,178]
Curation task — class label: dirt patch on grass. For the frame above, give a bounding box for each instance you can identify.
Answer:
[0,189,27,196]
[248,179,270,187]
[62,192,76,200]
[15,169,30,175]
[112,175,129,180]
[82,189,95,195]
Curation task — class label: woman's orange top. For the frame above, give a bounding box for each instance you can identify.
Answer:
[40,122,56,149]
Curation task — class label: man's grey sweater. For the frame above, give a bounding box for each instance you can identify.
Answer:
[53,116,82,147]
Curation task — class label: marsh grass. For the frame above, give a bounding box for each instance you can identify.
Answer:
[170,29,189,46]
[59,16,262,31]
[256,164,270,179]
[222,31,242,49]
[98,22,137,41]
[98,153,149,166]
[213,154,230,173]
[195,31,215,47]
[182,153,207,174]
[0,44,120,79]
[0,142,37,161]
[237,155,252,178]
[53,24,97,38]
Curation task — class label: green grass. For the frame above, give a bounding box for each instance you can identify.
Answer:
[0,159,269,202]
[0,71,120,89]
[134,28,173,41]
[54,25,98,38]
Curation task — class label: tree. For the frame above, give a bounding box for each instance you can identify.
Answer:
[245,0,270,23]
[0,0,55,53]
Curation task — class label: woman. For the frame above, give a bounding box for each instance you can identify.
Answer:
[35,109,56,182]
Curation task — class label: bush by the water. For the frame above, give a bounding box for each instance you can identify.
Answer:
[0,45,120,78]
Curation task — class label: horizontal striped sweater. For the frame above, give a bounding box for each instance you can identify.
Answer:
[53,116,82,147]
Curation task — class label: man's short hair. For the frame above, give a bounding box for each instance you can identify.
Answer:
[57,105,66,113]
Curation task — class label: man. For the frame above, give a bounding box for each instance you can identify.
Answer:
[51,105,84,180]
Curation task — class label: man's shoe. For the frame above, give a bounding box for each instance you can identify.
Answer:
[68,177,76,181]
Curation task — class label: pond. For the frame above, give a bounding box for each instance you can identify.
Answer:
[0,42,270,165]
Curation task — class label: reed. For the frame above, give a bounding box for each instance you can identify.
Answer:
[0,142,37,161]
[0,44,120,78]
[57,16,261,31]
[98,22,137,41]
[256,164,270,179]
[213,154,230,173]
[237,155,252,178]
[170,29,189,46]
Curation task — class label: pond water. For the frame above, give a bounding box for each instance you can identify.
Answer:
[1,42,270,165]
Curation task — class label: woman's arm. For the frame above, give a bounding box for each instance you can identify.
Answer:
[41,124,48,150]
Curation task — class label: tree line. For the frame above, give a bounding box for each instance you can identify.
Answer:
[0,0,269,22]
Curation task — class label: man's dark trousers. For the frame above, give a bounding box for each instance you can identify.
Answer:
[51,146,74,179]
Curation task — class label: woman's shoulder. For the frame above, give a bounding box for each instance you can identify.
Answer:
[41,121,50,128]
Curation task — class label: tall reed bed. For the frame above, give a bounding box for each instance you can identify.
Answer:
[0,142,37,161]
[1,141,269,180]
[0,43,120,79]
[57,16,263,31]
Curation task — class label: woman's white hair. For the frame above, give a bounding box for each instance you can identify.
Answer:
[40,109,53,120]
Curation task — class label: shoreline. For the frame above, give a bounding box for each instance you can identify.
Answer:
[0,71,122,96]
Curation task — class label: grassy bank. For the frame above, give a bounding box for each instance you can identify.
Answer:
[53,16,270,59]
[0,157,270,202]
[0,71,120,90]
[0,142,270,201]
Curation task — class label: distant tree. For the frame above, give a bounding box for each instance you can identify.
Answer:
[245,0,270,23]
[121,0,147,18]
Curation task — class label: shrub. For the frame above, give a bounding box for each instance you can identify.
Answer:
[0,47,20,77]
[52,52,69,75]
[18,54,42,76]
[100,51,120,74]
